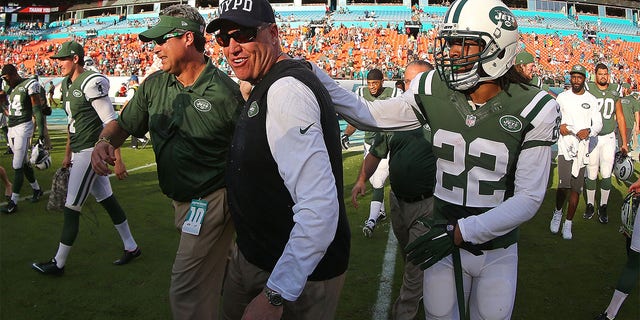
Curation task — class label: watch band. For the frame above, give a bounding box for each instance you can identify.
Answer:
[264,287,283,307]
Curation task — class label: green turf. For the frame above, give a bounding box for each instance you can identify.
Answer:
[1,129,638,319]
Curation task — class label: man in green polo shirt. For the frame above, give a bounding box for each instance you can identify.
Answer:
[514,50,554,96]
[91,4,245,319]
[617,83,639,151]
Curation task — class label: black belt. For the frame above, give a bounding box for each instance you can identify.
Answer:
[395,192,433,203]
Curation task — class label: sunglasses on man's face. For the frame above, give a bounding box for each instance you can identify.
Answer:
[154,32,185,46]
[214,24,269,47]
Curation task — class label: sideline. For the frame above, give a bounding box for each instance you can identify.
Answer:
[372,228,398,320]
[0,162,157,205]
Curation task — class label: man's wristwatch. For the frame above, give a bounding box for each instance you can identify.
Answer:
[264,287,283,307]
[94,136,111,147]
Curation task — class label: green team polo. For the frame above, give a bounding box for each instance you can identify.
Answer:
[368,127,436,200]
[119,57,244,202]
[621,93,640,129]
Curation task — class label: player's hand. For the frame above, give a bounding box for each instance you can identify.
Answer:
[114,159,128,180]
[62,153,72,169]
[620,145,629,155]
[407,217,483,270]
[341,134,350,150]
[575,128,590,140]
[351,180,366,209]
[91,140,117,176]
[241,290,283,320]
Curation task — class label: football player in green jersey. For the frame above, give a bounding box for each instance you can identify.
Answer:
[32,41,140,276]
[351,60,435,320]
[584,63,628,224]
[313,0,560,318]
[0,64,45,214]
[91,4,244,319]
[345,68,401,237]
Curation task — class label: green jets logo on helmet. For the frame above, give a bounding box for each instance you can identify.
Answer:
[489,7,517,31]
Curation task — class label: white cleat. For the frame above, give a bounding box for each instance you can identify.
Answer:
[562,220,573,240]
[550,209,563,234]
[362,219,376,238]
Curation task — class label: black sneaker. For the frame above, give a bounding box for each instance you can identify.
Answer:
[32,259,64,276]
[594,313,609,320]
[1,200,17,214]
[4,147,12,155]
[113,247,141,265]
[30,189,44,203]
[583,203,595,219]
[598,204,608,224]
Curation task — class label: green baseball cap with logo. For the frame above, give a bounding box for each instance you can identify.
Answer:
[515,51,534,65]
[570,64,587,77]
[139,15,205,42]
[51,41,84,59]
[622,83,631,89]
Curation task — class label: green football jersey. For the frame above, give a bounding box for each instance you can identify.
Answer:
[119,58,244,202]
[5,77,41,127]
[61,70,112,152]
[414,71,559,220]
[357,86,401,145]
[586,81,622,135]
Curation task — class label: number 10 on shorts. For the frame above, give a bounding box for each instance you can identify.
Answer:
[182,199,208,236]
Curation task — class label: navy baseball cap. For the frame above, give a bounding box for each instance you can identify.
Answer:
[206,0,276,33]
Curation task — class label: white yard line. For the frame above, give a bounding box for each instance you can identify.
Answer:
[372,229,398,320]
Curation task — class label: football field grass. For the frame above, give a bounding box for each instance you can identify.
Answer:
[0,127,638,319]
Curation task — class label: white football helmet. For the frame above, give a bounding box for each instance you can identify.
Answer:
[30,143,51,170]
[435,0,520,90]
[613,151,633,181]
[620,192,639,237]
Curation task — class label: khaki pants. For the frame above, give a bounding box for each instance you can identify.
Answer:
[222,245,345,320]
[170,188,235,320]
[389,190,434,320]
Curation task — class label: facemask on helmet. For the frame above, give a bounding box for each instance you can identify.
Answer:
[620,191,639,237]
[435,0,520,90]
[30,142,51,170]
[613,151,633,181]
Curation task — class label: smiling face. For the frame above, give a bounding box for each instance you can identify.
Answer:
[220,22,279,84]
[58,55,80,79]
[152,32,189,75]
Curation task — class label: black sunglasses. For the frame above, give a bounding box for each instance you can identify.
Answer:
[214,24,269,47]
[154,32,185,46]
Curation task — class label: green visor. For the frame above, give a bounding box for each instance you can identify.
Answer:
[139,15,205,42]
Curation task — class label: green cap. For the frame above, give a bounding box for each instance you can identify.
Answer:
[515,51,534,65]
[139,15,205,42]
[51,41,84,59]
[570,64,587,77]
[622,83,631,89]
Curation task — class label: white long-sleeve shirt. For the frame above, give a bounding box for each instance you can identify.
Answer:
[555,89,602,161]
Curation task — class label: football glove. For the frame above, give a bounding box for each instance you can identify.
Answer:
[340,134,350,150]
[406,217,483,270]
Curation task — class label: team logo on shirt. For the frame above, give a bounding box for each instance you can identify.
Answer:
[247,101,259,118]
[499,115,522,132]
[72,89,83,97]
[581,103,591,109]
[193,99,212,112]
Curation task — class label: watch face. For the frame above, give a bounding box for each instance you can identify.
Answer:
[265,288,283,306]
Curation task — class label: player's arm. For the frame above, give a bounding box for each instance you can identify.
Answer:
[263,77,339,303]
[352,152,383,208]
[615,99,629,153]
[309,61,421,131]
[62,128,72,168]
[112,147,128,180]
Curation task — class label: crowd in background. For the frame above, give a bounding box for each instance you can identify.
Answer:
[1,23,640,90]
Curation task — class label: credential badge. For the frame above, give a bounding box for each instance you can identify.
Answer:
[248,101,259,117]
[193,99,212,112]
[499,115,523,133]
